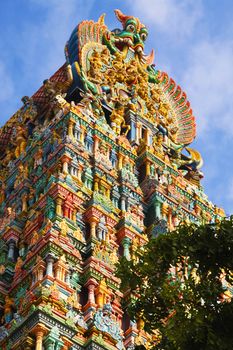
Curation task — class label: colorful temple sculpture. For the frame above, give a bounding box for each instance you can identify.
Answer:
[0,9,225,350]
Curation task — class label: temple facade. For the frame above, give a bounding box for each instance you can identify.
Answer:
[0,9,224,350]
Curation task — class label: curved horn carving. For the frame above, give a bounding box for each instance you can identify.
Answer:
[114,9,131,27]
[98,13,106,26]
[145,49,155,65]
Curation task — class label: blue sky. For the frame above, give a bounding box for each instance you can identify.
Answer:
[0,0,233,214]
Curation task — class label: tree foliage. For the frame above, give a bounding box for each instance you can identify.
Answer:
[117,218,233,350]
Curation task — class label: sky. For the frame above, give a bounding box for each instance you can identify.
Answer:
[0,0,233,214]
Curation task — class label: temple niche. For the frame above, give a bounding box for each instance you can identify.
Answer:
[0,9,224,350]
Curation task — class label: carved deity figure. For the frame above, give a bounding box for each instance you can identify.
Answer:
[73,227,84,242]
[30,230,39,246]
[15,257,23,272]
[21,95,38,122]
[53,93,71,114]
[95,142,112,169]
[88,50,103,83]
[14,125,27,158]
[110,248,118,264]
[125,60,138,85]
[110,105,130,136]
[151,132,164,157]
[34,147,43,168]
[60,219,69,236]
[43,79,58,99]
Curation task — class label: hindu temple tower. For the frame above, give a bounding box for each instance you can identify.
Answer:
[0,9,224,350]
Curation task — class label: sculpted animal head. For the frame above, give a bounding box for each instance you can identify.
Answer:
[112,10,153,64]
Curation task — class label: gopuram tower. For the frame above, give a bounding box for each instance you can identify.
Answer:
[0,9,224,350]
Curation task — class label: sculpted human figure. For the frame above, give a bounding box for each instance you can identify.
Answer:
[110,105,130,136]
[88,50,103,83]
[151,132,164,156]
[14,125,27,158]
[43,79,58,99]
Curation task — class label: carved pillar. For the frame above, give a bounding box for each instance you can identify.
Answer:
[35,331,44,350]
[46,255,55,277]
[89,218,98,238]
[155,200,162,220]
[135,122,141,144]
[56,197,63,216]
[94,178,99,192]
[68,119,75,139]
[61,156,71,175]
[77,167,82,182]
[121,196,126,212]
[161,202,168,220]
[74,126,78,140]
[145,160,150,176]
[122,237,131,260]
[167,208,173,230]
[80,129,85,143]
[145,128,152,146]
[88,284,96,304]
[8,240,16,260]
[34,325,47,350]
[85,279,98,304]
[22,193,28,212]
[72,208,77,223]
[65,270,71,285]
[118,153,123,170]
[93,136,99,153]
[130,120,136,140]
[105,224,111,243]
[106,188,111,199]
[63,204,69,218]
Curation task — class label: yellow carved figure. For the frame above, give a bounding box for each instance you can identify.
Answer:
[15,125,27,158]
[158,102,169,118]
[60,219,69,236]
[110,105,130,136]
[88,50,103,82]
[15,256,23,272]
[151,133,164,157]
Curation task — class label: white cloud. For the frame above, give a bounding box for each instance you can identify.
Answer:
[181,39,233,136]
[128,0,203,41]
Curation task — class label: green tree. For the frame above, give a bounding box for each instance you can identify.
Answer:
[117,218,233,350]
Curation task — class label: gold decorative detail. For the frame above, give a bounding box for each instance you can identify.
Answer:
[14,125,27,158]
[73,226,84,242]
[59,219,69,236]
